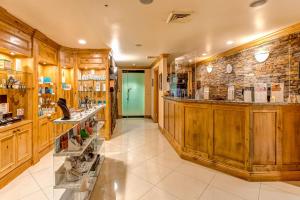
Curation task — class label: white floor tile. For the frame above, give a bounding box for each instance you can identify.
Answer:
[211,173,260,200]
[130,160,173,184]
[259,184,300,200]
[199,185,245,200]
[20,190,48,200]
[140,187,179,200]
[156,172,208,200]
[0,175,40,200]
[174,161,216,184]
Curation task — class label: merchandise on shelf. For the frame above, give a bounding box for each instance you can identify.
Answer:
[78,74,106,81]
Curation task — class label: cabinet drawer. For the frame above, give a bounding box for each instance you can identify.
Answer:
[12,123,31,134]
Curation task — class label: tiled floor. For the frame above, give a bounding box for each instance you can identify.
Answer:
[1,118,300,200]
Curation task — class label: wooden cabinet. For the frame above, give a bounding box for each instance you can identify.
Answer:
[0,121,32,179]
[78,54,105,70]
[162,98,300,181]
[0,132,15,178]
[38,118,49,152]
[15,124,32,166]
[0,21,32,57]
[60,50,75,68]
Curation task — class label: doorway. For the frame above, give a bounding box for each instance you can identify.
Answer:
[122,70,145,117]
[153,68,159,123]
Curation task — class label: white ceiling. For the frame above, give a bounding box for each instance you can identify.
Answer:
[1,0,300,66]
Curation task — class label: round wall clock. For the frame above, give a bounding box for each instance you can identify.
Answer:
[226,64,233,74]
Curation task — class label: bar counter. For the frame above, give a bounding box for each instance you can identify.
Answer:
[162,96,300,181]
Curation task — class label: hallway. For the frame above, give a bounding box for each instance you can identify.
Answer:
[1,119,300,200]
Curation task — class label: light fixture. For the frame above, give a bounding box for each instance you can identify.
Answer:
[78,39,87,45]
[85,66,88,69]
[10,52,15,55]
[207,64,213,73]
[43,62,47,65]
[188,59,193,63]
[254,50,269,63]
[226,40,234,45]
[132,64,136,66]
[202,53,207,56]
[140,0,153,5]
[250,0,267,8]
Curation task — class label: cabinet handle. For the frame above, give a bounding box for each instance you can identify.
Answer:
[6,145,8,149]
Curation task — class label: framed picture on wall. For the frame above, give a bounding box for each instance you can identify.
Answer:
[159,73,162,91]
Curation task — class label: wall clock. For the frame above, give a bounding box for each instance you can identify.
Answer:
[226,64,233,74]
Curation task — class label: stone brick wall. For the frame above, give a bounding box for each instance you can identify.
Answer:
[196,32,300,101]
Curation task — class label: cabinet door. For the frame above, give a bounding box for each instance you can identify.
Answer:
[38,42,57,65]
[0,21,32,57]
[38,119,49,152]
[48,120,55,145]
[16,125,32,165]
[0,132,15,178]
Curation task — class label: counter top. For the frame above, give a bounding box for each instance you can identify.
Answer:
[163,96,298,106]
[0,120,32,133]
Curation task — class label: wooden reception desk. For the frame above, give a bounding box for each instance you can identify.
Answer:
[162,97,300,181]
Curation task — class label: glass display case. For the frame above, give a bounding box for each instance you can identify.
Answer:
[53,106,105,200]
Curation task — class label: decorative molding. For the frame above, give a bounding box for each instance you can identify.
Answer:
[0,6,34,36]
[197,22,300,65]
[33,30,60,50]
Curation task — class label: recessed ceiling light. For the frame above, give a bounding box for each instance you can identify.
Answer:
[43,62,46,65]
[10,52,15,55]
[132,64,136,66]
[78,39,87,45]
[136,44,142,47]
[226,40,234,45]
[140,0,153,5]
[250,0,267,8]
[202,53,207,56]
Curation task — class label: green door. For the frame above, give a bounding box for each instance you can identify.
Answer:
[122,71,145,117]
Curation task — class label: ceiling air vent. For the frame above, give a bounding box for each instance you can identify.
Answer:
[147,56,159,59]
[166,11,193,24]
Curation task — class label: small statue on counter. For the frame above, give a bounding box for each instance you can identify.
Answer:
[57,98,71,120]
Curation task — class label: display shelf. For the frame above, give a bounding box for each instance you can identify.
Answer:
[54,135,97,157]
[0,67,32,74]
[54,153,104,190]
[53,105,105,124]
[55,156,104,200]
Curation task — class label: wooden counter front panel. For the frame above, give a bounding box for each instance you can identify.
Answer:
[184,104,211,156]
[252,111,276,165]
[174,103,183,145]
[213,106,248,166]
[164,101,169,132]
[282,106,300,165]
[168,102,175,138]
